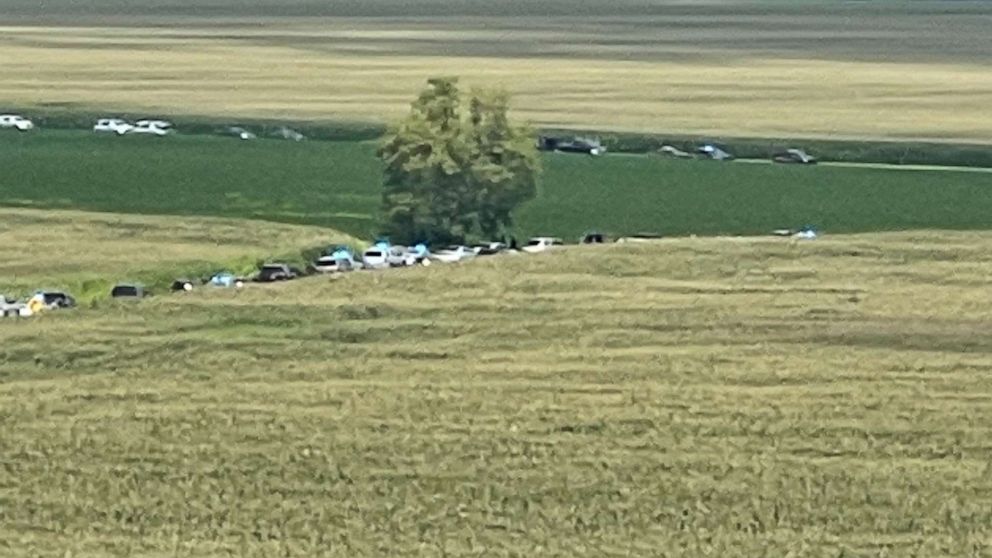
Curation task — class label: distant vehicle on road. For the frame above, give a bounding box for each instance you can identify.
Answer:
[538,136,606,156]
[522,237,564,253]
[773,148,817,165]
[128,120,173,136]
[223,126,256,140]
[274,126,305,141]
[255,263,301,282]
[658,145,693,159]
[0,114,35,131]
[93,118,134,135]
[697,144,734,161]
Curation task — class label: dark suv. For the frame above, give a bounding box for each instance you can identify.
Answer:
[256,263,301,282]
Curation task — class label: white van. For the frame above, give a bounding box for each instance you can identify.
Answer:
[522,237,564,253]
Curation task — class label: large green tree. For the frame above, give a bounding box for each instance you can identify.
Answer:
[378,77,540,244]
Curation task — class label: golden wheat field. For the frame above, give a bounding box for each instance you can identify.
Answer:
[3,0,992,140]
[2,209,992,556]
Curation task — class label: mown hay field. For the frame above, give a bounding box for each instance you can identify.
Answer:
[3,225,992,556]
[2,1,992,140]
[0,207,354,300]
[4,131,992,242]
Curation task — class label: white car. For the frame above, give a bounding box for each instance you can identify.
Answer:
[361,248,389,270]
[0,114,35,131]
[128,119,173,136]
[522,237,564,253]
[224,126,256,140]
[387,246,418,267]
[312,256,355,274]
[430,245,476,263]
[93,118,134,135]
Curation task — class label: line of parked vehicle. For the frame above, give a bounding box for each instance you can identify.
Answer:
[181,236,569,288]
[0,236,571,318]
[659,143,817,164]
[1,225,822,319]
[1,113,307,141]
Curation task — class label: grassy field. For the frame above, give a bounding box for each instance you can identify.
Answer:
[3,226,992,556]
[3,131,992,241]
[0,207,355,301]
[2,1,992,140]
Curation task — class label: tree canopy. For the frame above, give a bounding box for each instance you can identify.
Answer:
[377,77,540,245]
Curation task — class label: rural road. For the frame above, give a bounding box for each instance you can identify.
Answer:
[607,152,992,173]
[733,158,992,174]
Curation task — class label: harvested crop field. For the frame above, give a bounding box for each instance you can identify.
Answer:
[2,1,992,140]
[3,229,992,555]
[0,207,353,300]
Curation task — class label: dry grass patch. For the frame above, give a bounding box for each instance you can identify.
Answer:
[3,230,992,555]
[0,207,355,296]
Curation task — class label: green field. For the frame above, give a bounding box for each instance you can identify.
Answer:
[3,214,992,556]
[3,131,992,241]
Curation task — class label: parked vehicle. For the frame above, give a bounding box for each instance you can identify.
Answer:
[658,145,693,159]
[171,278,196,291]
[387,246,418,267]
[473,242,507,256]
[407,243,431,264]
[773,148,817,165]
[580,231,607,244]
[208,272,244,288]
[1,296,26,317]
[615,233,663,243]
[93,118,134,135]
[431,245,476,263]
[522,237,564,253]
[361,248,389,270]
[223,126,256,140]
[29,291,76,311]
[111,283,148,298]
[312,255,355,274]
[697,144,734,161]
[0,114,35,131]
[128,120,173,136]
[538,136,606,156]
[274,126,305,141]
[256,263,301,282]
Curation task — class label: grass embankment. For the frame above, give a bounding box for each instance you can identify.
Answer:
[3,231,992,556]
[2,1,992,141]
[3,131,992,241]
[0,208,356,301]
